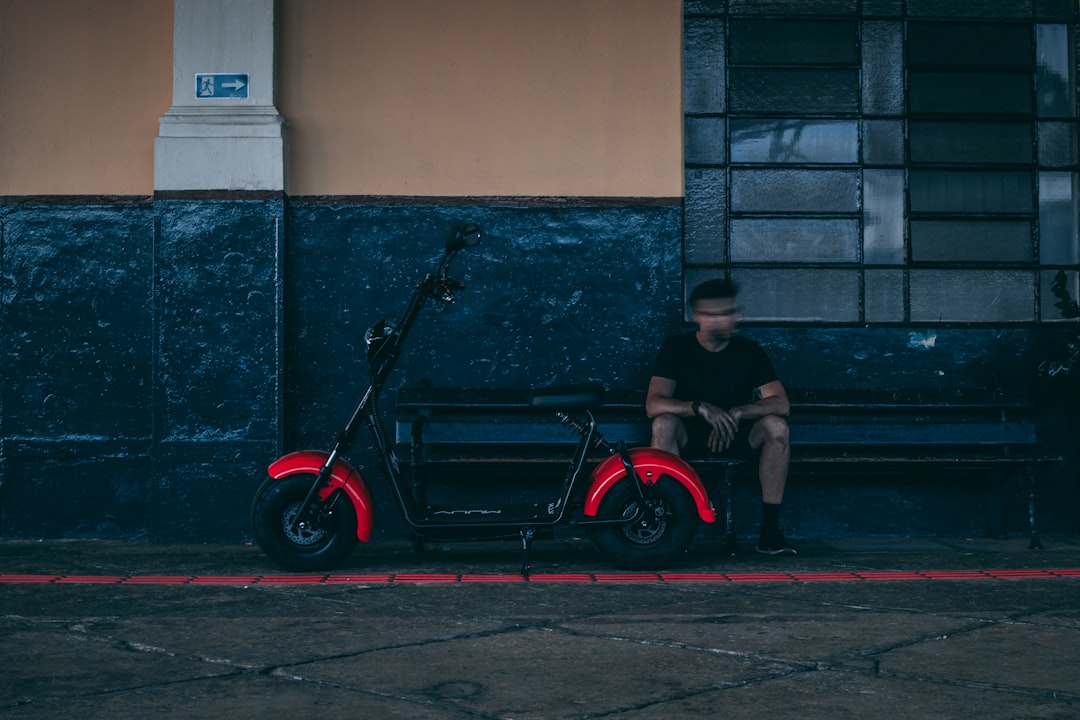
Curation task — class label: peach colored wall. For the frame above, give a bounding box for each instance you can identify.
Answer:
[0,1,683,198]
[279,0,683,197]
[0,0,172,196]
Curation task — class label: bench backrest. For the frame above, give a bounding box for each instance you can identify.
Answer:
[395,387,1044,459]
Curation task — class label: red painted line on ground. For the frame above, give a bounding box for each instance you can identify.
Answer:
[122,576,192,585]
[856,571,929,581]
[723,573,797,583]
[527,573,596,583]
[1,570,1079,585]
[393,573,461,583]
[324,574,394,584]
[593,573,663,583]
[255,575,330,584]
[461,574,527,583]
[188,576,260,585]
[0,574,60,583]
[660,573,732,582]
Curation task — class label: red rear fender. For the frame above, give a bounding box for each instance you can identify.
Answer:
[267,451,375,542]
[584,448,716,523]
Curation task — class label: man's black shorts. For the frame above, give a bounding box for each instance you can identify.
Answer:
[683,419,756,461]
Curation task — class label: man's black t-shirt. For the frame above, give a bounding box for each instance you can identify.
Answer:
[652,332,779,409]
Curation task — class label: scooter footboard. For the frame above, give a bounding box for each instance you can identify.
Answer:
[267,451,376,542]
[584,448,716,523]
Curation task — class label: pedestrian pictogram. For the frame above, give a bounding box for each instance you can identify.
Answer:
[195,73,249,99]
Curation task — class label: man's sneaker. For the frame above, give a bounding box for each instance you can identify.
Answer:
[756,533,798,556]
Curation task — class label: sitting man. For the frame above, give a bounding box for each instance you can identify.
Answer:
[646,278,795,555]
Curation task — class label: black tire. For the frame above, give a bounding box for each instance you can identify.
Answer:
[251,474,359,572]
[588,475,699,571]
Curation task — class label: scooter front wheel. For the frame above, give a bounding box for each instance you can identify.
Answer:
[588,476,698,571]
[252,475,359,571]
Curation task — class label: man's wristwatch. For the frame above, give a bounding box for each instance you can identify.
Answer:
[691,401,702,417]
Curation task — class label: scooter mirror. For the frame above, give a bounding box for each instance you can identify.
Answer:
[446,223,482,252]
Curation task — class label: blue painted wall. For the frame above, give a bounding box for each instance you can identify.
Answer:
[1,199,1076,542]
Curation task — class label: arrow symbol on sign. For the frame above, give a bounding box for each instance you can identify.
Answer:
[222,79,246,91]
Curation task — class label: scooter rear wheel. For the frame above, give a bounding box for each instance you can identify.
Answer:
[252,474,359,571]
[588,476,698,571]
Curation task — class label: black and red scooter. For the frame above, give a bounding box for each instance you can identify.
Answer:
[251,223,715,574]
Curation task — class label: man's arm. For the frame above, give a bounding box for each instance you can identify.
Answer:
[646,376,692,419]
[649,376,790,453]
[731,380,791,422]
[702,381,789,452]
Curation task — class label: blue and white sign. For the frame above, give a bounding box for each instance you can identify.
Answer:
[195,73,249,99]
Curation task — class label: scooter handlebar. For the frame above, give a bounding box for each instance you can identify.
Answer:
[446,222,482,252]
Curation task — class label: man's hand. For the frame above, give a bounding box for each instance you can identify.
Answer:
[698,403,742,452]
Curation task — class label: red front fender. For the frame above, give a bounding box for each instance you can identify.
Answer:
[584,448,716,523]
[267,451,375,542]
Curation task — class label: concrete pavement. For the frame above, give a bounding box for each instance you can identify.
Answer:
[2,535,1080,719]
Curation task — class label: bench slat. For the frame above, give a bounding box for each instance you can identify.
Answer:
[397,420,1039,448]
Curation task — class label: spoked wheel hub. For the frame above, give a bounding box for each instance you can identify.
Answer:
[619,499,669,545]
[281,500,331,547]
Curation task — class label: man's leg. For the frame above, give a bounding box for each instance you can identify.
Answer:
[749,415,793,554]
[651,413,688,455]
[750,415,790,504]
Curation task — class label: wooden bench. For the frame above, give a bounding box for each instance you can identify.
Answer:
[394,386,1061,551]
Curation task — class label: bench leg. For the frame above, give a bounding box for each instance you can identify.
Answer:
[520,527,535,576]
[1026,469,1043,551]
[723,465,737,555]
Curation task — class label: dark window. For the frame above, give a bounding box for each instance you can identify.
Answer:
[909,72,1034,115]
[909,170,1034,214]
[730,20,859,65]
[682,3,1077,324]
[910,220,1034,262]
[730,69,860,114]
[909,122,1033,164]
[908,22,1033,67]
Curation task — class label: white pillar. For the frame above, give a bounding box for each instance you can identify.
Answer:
[155,0,286,192]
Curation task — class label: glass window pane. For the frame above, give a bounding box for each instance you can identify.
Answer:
[910,270,1034,322]
[730,120,857,164]
[1039,171,1080,264]
[685,117,727,165]
[1039,122,1079,166]
[911,220,1034,262]
[730,20,858,65]
[865,270,905,322]
[863,120,904,165]
[728,0,858,15]
[909,171,1034,213]
[732,169,859,213]
[731,269,861,322]
[685,169,728,265]
[1036,0,1080,21]
[1042,269,1080,322]
[908,23,1033,67]
[1037,24,1076,118]
[862,22,904,115]
[864,170,905,264]
[685,18,726,114]
[684,1,726,15]
[863,0,904,16]
[730,69,860,114]
[910,122,1033,164]
[909,72,1034,114]
[731,219,859,262]
[907,0,1033,19]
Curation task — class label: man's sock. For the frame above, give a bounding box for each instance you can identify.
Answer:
[760,502,782,540]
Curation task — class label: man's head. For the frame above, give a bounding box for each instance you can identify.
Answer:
[690,278,741,345]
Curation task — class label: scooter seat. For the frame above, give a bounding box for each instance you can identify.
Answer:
[529,383,605,409]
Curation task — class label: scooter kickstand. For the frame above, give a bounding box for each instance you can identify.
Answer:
[519,528,535,577]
